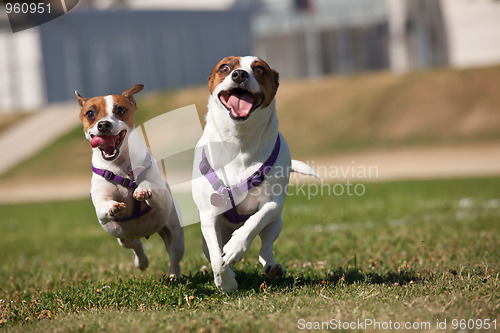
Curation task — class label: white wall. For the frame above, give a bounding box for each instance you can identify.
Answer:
[386,0,409,72]
[442,0,500,68]
[0,28,45,112]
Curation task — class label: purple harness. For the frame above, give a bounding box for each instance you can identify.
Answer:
[91,163,153,222]
[199,135,281,224]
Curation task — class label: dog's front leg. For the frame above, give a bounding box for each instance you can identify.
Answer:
[92,195,127,224]
[201,213,238,293]
[133,163,169,209]
[222,198,284,267]
[134,184,161,210]
[134,179,172,211]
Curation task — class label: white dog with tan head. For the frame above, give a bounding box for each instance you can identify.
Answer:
[192,56,317,292]
[76,84,184,277]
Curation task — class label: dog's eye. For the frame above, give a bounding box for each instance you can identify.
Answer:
[253,66,266,76]
[219,64,231,74]
[114,105,127,117]
[84,110,95,120]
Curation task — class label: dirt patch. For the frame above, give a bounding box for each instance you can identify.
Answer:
[279,66,500,156]
[0,113,31,135]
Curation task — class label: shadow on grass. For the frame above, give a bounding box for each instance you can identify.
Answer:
[174,265,423,297]
[233,266,422,293]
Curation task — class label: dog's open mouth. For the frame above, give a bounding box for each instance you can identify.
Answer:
[219,88,263,121]
[90,130,126,160]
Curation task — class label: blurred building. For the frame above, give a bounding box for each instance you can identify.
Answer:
[1,0,500,111]
[0,12,45,111]
[254,0,499,77]
[0,6,251,110]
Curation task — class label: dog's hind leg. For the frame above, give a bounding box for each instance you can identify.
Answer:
[158,208,184,278]
[118,238,149,271]
[258,215,285,279]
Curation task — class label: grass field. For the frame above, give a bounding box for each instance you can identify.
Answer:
[1,65,499,332]
[1,178,499,332]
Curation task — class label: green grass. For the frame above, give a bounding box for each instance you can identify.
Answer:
[1,178,499,332]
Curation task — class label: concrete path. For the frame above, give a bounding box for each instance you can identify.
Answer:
[0,102,79,176]
[290,143,500,183]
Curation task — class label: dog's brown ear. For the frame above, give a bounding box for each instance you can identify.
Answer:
[122,84,144,106]
[75,91,87,108]
[122,84,144,99]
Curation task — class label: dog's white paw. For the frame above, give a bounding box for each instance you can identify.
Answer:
[214,267,238,293]
[264,263,285,279]
[109,202,127,219]
[133,188,152,201]
[222,237,249,267]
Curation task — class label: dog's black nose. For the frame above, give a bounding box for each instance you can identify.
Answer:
[97,120,112,133]
[231,70,248,84]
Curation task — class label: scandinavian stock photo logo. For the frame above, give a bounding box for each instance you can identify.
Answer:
[125,105,378,226]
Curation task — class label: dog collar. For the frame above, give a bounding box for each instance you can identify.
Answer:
[199,135,281,224]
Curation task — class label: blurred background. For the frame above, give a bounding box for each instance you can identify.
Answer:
[2,0,500,108]
[0,0,499,201]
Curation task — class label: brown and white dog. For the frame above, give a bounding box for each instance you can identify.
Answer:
[76,84,184,277]
[192,56,317,292]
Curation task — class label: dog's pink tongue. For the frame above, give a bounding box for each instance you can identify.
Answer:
[91,135,115,155]
[228,93,253,117]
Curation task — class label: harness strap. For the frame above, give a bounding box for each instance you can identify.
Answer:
[199,135,281,224]
[92,166,136,188]
[91,154,153,222]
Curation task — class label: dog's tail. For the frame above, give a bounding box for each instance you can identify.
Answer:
[291,160,319,178]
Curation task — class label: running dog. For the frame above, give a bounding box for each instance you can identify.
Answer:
[192,56,317,292]
[76,84,184,277]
